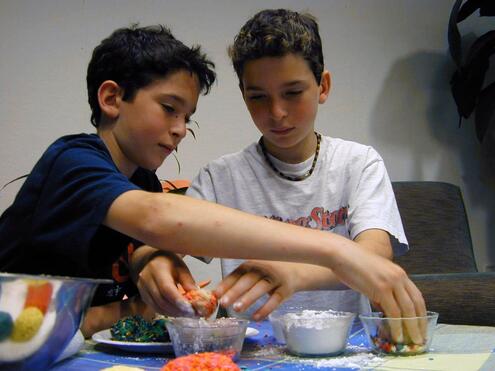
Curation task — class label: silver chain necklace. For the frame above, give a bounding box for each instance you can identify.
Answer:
[259,132,321,182]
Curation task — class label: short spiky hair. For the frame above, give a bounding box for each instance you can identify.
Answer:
[228,9,324,87]
[87,24,216,127]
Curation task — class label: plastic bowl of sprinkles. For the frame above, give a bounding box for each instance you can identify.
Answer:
[359,311,439,356]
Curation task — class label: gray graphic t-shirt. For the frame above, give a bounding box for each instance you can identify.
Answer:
[187,135,407,317]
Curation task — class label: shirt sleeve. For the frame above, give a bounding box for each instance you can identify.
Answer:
[29,145,140,274]
[347,147,408,257]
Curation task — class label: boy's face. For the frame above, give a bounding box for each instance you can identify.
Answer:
[108,70,200,174]
[241,53,329,160]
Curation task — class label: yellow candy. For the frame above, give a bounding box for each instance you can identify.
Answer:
[11,307,44,342]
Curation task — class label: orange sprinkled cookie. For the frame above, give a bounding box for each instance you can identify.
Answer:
[183,289,217,318]
[162,352,240,371]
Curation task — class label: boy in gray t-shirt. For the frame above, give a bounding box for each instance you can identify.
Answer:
[186,9,416,327]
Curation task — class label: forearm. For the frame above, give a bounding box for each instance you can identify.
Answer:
[285,230,393,291]
[286,262,347,291]
[354,229,393,260]
[106,190,353,269]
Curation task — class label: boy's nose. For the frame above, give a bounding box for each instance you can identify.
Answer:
[171,118,187,139]
[269,100,288,120]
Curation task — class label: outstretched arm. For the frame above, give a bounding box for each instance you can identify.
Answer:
[104,190,426,343]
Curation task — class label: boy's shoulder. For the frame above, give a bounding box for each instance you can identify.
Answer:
[203,141,261,169]
[49,133,105,152]
[41,133,110,165]
[323,135,381,160]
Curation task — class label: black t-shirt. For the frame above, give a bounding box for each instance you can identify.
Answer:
[0,133,163,305]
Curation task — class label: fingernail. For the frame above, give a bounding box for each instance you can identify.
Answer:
[233,301,242,311]
[176,300,195,316]
[220,296,229,306]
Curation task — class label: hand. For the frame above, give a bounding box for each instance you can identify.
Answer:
[214,260,301,321]
[132,247,197,317]
[331,245,427,344]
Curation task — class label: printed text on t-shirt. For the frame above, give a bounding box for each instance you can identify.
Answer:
[268,206,348,230]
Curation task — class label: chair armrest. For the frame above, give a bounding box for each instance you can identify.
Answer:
[410,272,495,326]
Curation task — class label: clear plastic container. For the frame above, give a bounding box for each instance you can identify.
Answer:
[359,311,439,356]
[166,317,248,360]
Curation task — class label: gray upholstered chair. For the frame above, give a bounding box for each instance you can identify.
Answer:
[392,181,495,326]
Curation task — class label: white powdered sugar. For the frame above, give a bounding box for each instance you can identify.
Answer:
[247,343,383,370]
[299,350,382,369]
[282,309,355,356]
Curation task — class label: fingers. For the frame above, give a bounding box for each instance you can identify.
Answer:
[198,279,212,288]
[377,276,427,345]
[377,289,403,344]
[252,288,285,321]
[175,263,198,293]
[218,270,273,310]
[231,276,275,314]
[137,274,192,317]
[214,269,243,300]
[137,280,179,316]
[406,280,427,343]
[136,256,195,317]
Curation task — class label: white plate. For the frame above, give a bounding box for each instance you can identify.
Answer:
[92,329,174,354]
[245,327,259,338]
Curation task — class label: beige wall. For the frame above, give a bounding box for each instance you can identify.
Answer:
[1,0,494,285]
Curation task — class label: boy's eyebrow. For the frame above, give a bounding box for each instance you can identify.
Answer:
[244,80,306,91]
[159,94,196,114]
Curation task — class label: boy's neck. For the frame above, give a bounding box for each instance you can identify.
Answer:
[263,132,318,164]
[97,126,137,178]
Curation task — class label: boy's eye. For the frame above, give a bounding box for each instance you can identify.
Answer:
[161,104,176,114]
[286,90,303,97]
[247,94,266,101]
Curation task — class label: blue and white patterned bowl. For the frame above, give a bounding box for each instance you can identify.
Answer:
[0,272,109,370]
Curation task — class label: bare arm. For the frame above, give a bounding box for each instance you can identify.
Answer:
[354,228,394,259]
[104,190,426,343]
[104,190,345,266]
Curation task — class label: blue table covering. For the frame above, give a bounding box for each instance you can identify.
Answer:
[51,321,495,370]
[52,319,374,370]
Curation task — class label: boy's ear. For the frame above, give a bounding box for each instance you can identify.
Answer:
[318,70,331,104]
[98,80,123,120]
